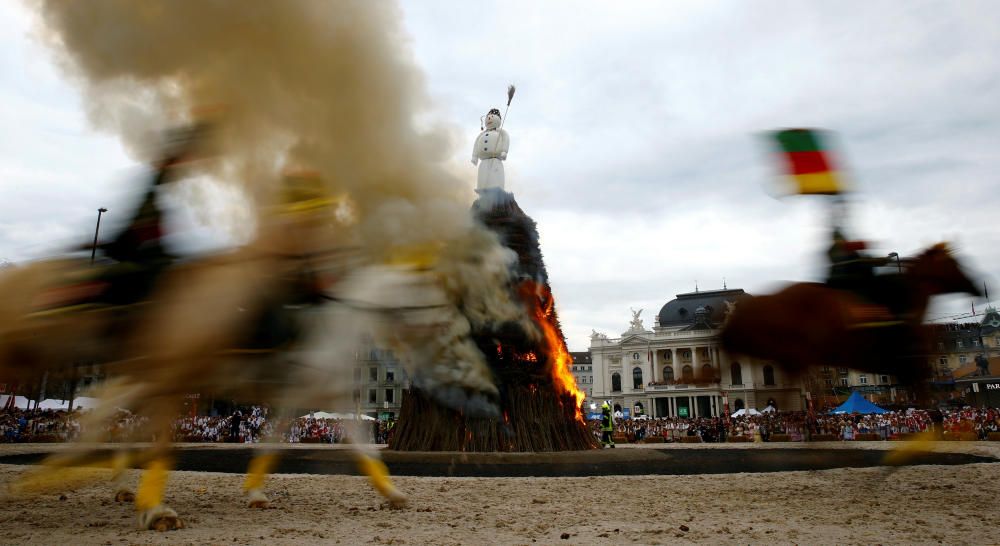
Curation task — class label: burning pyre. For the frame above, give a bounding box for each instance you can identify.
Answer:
[390,190,597,452]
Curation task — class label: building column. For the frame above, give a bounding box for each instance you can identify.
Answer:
[692,347,700,373]
[669,397,675,417]
[690,396,697,418]
[652,349,660,382]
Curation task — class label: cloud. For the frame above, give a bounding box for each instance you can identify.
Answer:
[2,0,999,351]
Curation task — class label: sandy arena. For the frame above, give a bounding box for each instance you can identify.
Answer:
[1,442,999,545]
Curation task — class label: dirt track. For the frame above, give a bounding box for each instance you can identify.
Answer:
[2,442,998,545]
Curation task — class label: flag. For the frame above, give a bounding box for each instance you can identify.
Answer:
[771,129,844,195]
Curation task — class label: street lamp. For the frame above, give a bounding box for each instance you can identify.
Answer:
[887,252,901,274]
[90,207,108,264]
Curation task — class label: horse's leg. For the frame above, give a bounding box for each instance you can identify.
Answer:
[243,451,279,508]
[133,398,184,531]
[8,378,148,499]
[344,420,406,508]
[112,450,136,503]
[242,408,286,509]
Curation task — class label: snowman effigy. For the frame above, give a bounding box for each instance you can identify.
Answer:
[471,107,510,195]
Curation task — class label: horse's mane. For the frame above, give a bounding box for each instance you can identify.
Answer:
[922,242,952,259]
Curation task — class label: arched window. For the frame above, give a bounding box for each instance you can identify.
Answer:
[763,365,776,386]
[611,372,622,392]
[730,362,743,385]
[613,403,622,413]
[681,365,694,382]
[663,350,672,362]
[632,367,643,389]
[701,363,714,381]
[734,398,745,411]
[663,366,675,383]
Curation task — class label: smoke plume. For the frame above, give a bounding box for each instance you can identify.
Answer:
[35,0,472,245]
[32,0,525,406]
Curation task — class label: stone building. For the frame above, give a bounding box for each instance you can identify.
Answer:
[587,288,806,418]
[929,322,987,378]
[569,351,594,400]
[352,340,408,420]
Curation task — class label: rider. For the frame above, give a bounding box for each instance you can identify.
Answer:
[98,120,214,306]
[825,227,894,306]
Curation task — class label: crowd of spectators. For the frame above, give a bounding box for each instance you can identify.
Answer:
[5,406,998,445]
[1,408,81,442]
[0,406,390,444]
[589,407,1000,443]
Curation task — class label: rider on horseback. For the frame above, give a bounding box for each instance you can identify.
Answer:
[97,120,214,306]
[824,225,897,324]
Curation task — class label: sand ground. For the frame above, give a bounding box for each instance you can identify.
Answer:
[1,442,998,545]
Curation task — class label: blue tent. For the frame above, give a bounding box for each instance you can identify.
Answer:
[830,391,888,414]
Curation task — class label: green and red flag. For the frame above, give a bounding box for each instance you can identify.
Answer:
[771,128,844,195]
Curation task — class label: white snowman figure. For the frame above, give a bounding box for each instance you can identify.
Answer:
[471,108,510,192]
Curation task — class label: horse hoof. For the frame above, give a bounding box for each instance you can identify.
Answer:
[387,493,407,510]
[115,491,135,503]
[139,505,184,531]
[247,489,270,509]
[150,515,184,532]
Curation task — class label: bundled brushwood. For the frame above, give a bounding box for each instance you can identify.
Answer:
[390,189,597,452]
[390,385,596,452]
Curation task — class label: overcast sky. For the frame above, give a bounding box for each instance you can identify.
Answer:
[2,1,999,351]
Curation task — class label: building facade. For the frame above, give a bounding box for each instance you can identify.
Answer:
[352,340,408,419]
[569,351,594,400]
[588,288,806,419]
[929,322,987,377]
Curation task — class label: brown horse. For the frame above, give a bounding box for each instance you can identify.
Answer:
[720,243,981,404]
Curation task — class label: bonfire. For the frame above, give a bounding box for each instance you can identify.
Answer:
[389,191,598,452]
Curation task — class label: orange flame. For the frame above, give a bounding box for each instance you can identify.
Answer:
[522,281,585,421]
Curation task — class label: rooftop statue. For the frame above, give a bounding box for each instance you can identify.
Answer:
[629,308,644,331]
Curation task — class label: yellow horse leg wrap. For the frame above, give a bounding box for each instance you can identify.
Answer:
[882,429,937,466]
[356,454,397,499]
[135,458,171,512]
[243,453,279,492]
[12,466,102,496]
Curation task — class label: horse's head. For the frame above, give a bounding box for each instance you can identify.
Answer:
[910,243,982,297]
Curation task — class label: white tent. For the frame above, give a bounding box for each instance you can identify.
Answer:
[301,411,339,419]
[28,397,102,411]
[37,399,70,410]
[761,405,777,413]
[730,408,761,418]
[300,411,376,421]
[0,395,33,410]
[71,397,102,410]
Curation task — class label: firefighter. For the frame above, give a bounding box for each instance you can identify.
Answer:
[600,401,615,449]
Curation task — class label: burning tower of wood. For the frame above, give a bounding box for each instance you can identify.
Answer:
[390,188,597,451]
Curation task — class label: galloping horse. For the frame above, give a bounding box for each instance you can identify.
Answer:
[2,196,515,530]
[0,174,422,529]
[720,243,981,404]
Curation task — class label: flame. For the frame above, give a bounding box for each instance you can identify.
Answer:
[521,281,585,421]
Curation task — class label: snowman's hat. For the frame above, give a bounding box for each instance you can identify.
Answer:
[481,108,503,129]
